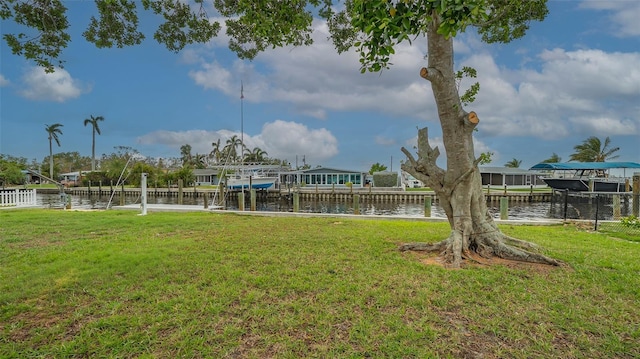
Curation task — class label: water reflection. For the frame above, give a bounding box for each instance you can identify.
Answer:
[37,192,564,220]
[548,192,635,220]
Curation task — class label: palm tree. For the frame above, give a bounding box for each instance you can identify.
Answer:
[45,123,64,179]
[244,147,268,163]
[210,138,222,164]
[83,115,104,171]
[504,158,522,168]
[193,153,207,169]
[224,135,243,162]
[570,136,620,162]
[541,153,562,163]
[180,144,193,167]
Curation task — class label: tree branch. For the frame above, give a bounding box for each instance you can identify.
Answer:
[419,67,444,84]
[400,127,445,192]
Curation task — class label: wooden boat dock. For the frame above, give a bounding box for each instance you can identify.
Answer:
[37,186,554,204]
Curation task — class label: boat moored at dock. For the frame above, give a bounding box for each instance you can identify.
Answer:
[529,162,640,192]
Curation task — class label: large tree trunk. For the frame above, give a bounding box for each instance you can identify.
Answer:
[400,14,561,269]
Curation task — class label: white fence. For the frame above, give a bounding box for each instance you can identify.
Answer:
[0,189,38,207]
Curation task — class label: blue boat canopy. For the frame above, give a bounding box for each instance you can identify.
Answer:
[529,162,640,170]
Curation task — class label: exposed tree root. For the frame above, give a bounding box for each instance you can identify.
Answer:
[400,232,563,268]
[502,235,540,250]
[399,240,447,252]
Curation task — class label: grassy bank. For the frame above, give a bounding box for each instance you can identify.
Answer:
[1,209,638,358]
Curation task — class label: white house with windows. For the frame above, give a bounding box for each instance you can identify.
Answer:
[193,169,221,186]
[479,166,546,187]
[280,167,368,188]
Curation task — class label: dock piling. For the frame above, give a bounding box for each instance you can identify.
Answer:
[500,197,508,220]
[424,195,432,217]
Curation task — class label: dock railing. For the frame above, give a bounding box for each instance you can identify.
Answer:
[0,188,38,207]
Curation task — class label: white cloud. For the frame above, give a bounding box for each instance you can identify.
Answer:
[536,49,640,98]
[186,18,640,160]
[580,0,640,37]
[19,67,87,102]
[0,74,9,86]
[568,116,637,135]
[136,120,338,165]
[460,49,640,139]
[256,120,338,164]
[188,61,233,93]
[188,20,436,122]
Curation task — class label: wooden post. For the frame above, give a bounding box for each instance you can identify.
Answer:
[250,189,256,211]
[178,179,183,205]
[220,185,226,208]
[293,192,300,212]
[120,182,125,206]
[500,197,508,220]
[633,173,640,217]
[353,194,360,215]
[612,195,621,220]
[424,195,432,217]
[238,191,245,211]
[203,192,209,209]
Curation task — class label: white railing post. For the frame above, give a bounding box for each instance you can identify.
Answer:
[140,173,148,215]
[0,188,37,207]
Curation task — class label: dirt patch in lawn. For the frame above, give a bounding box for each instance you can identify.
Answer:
[414,252,564,273]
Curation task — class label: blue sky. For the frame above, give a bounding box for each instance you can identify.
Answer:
[1,0,639,172]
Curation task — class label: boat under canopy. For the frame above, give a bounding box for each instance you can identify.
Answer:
[529,162,640,192]
[529,162,640,171]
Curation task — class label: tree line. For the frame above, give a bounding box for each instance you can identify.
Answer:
[2,113,295,187]
[477,136,620,168]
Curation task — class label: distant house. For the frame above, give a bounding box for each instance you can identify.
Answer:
[401,171,424,188]
[281,167,368,188]
[59,171,93,187]
[21,169,43,184]
[193,168,220,186]
[479,166,545,187]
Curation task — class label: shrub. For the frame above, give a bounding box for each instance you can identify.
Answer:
[620,215,640,229]
[372,171,398,187]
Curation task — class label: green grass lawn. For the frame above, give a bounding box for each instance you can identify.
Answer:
[1,209,638,358]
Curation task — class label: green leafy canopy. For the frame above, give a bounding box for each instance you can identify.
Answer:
[2,0,547,73]
[350,0,489,72]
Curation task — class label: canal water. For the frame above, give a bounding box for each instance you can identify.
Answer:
[37,192,558,220]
